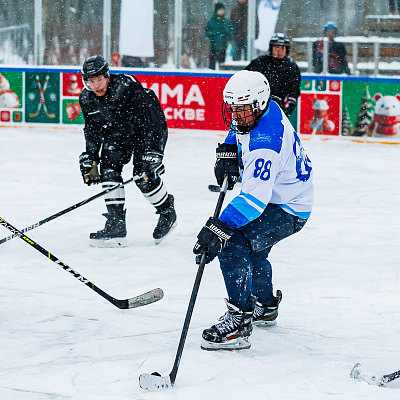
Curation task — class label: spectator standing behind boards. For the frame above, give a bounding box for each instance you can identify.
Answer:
[312,21,351,75]
[205,3,233,70]
[245,33,301,116]
[230,0,248,61]
[389,0,400,14]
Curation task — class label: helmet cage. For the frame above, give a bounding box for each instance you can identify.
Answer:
[222,100,260,131]
[222,70,271,133]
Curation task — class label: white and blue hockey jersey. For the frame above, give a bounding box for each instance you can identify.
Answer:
[219,100,314,229]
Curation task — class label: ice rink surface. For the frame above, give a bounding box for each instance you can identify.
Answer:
[0,126,400,399]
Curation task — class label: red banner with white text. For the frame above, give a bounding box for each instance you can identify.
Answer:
[135,74,230,131]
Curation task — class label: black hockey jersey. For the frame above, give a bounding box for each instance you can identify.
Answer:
[79,74,168,163]
[245,55,301,108]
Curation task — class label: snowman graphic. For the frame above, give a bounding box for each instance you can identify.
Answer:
[0,74,19,108]
[367,93,400,137]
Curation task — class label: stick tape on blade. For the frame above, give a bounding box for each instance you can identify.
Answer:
[139,373,172,390]
[128,288,164,308]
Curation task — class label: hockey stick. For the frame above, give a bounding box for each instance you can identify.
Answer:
[139,176,229,390]
[0,216,163,309]
[29,75,49,118]
[0,178,134,246]
[350,363,400,386]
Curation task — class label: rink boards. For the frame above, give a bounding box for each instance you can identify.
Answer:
[0,66,399,141]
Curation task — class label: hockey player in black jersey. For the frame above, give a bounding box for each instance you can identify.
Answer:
[78,55,177,247]
[245,33,301,117]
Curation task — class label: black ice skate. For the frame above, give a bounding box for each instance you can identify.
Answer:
[89,209,127,248]
[201,299,253,351]
[153,194,177,244]
[252,290,282,326]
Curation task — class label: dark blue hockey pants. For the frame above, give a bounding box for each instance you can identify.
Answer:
[218,203,307,312]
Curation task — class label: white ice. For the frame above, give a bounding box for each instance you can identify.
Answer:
[0,127,400,400]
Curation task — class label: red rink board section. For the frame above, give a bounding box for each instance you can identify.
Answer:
[135,74,230,131]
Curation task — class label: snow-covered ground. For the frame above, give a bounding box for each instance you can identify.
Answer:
[0,127,399,400]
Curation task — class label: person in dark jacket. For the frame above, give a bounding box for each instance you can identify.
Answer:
[245,33,301,116]
[230,0,248,61]
[312,21,351,75]
[78,55,177,247]
[205,3,233,69]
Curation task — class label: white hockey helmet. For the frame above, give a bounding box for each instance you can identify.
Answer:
[223,70,271,111]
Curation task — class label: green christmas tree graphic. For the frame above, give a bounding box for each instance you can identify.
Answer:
[352,86,374,136]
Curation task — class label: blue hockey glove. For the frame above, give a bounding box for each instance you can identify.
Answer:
[193,217,235,264]
[214,143,239,190]
[79,152,101,185]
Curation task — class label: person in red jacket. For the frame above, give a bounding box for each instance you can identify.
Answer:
[312,21,350,75]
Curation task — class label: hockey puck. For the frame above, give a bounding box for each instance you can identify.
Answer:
[151,372,161,377]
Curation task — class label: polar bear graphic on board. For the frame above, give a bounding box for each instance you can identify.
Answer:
[367,93,400,137]
[0,74,19,108]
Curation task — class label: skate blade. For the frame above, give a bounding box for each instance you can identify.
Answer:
[89,237,128,248]
[200,337,251,351]
[154,221,177,245]
[252,319,277,328]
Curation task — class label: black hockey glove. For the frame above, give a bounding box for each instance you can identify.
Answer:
[193,217,235,264]
[214,143,239,190]
[134,151,165,179]
[283,97,297,116]
[79,152,101,186]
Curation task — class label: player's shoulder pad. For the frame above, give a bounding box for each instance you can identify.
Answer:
[249,101,284,154]
[122,74,141,86]
[79,87,91,104]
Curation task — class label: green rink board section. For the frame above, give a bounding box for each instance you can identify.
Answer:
[25,72,60,124]
[1,67,399,135]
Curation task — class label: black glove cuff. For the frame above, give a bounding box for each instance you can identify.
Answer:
[142,151,163,163]
[204,217,235,241]
[79,152,93,174]
[216,143,238,160]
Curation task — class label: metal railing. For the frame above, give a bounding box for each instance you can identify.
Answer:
[293,36,400,77]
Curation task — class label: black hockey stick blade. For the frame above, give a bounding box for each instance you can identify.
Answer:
[208,184,221,193]
[350,363,400,386]
[0,216,163,310]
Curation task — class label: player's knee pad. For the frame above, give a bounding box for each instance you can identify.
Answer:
[101,168,123,183]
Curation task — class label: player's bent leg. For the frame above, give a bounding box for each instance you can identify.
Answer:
[90,169,128,247]
[250,252,282,325]
[135,175,177,243]
[218,231,254,312]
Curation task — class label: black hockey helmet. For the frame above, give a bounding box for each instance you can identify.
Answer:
[82,55,109,81]
[269,33,291,56]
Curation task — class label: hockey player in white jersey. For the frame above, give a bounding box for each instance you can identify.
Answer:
[193,70,314,350]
